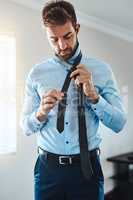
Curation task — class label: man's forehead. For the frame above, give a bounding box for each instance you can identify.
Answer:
[46,22,75,37]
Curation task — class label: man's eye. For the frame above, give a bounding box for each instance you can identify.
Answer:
[65,35,72,40]
[51,38,58,43]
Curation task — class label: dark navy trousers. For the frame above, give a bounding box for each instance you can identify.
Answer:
[34,153,104,200]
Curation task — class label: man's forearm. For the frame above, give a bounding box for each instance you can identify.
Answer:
[89,96,127,133]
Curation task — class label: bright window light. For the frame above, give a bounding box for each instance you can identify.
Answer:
[0,35,16,154]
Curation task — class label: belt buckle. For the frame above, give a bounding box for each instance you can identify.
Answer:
[59,156,72,165]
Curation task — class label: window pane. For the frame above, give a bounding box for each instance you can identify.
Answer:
[0,35,16,154]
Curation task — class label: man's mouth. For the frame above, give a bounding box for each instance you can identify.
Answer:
[60,50,71,55]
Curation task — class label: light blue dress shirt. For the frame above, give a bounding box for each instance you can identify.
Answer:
[20,44,127,155]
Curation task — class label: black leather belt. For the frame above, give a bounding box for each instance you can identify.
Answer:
[38,147,100,166]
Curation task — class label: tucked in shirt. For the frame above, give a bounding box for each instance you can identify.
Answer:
[20,44,127,155]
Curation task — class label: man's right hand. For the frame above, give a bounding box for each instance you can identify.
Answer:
[36,89,64,122]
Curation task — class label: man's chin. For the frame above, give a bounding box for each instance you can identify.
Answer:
[59,53,71,61]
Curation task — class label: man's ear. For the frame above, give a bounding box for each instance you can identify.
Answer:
[75,23,80,34]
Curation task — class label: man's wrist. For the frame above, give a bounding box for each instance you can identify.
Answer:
[90,95,100,104]
[36,110,47,122]
[86,92,100,104]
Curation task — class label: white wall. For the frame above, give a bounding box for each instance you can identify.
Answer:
[0,0,133,199]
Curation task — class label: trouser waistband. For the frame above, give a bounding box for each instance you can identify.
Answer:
[38,147,100,166]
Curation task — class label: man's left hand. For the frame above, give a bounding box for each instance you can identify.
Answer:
[70,64,99,104]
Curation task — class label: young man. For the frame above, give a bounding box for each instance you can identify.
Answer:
[21,1,127,199]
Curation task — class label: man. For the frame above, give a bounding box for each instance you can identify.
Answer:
[20,1,127,199]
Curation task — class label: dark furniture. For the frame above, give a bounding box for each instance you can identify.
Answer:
[105,152,133,200]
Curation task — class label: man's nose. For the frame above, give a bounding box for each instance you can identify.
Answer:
[58,39,67,50]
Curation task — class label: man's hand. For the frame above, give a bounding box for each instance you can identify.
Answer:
[36,89,64,122]
[70,64,99,104]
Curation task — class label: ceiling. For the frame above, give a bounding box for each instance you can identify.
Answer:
[9,0,133,42]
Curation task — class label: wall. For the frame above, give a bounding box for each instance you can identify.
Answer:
[0,0,132,199]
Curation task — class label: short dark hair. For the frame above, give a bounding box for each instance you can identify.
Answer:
[42,0,77,27]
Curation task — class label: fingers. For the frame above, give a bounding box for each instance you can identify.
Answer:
[37,89,64,120]
[70,64,92,87]
[42,96,57,104]
[42,89,64,101]
[40,102,55,114]
[71,72,90,86]
[70,66,89,80]
[74,77,89,86]
[75,75,81,86]
[70,69,80,80]
[40,89,64,114]
[76,64,86,70]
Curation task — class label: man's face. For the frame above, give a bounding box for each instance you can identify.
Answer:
[46,21,80,61]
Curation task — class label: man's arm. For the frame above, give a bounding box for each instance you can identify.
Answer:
[70,63,127,133]
[20,72,64,136]
[87,67,127,133]
[20,74,47,136]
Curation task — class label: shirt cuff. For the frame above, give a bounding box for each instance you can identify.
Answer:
[86,95,107,120]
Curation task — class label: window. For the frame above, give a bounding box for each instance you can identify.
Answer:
[0,35,16,154]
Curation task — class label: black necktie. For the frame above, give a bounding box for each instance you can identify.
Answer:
[56,51,94,180]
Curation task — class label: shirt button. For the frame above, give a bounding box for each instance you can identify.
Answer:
[94,108,96,110]
[65,122,69,125]
[66,141,69,144]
